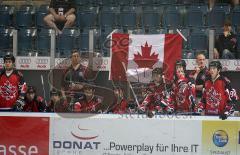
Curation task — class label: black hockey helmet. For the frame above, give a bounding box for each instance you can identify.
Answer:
[50,88,61,96]
[175,59,186,70]
[152,67,164,75]
[209,61,222,70]
[4,53,15,63]
[27,86,36,94]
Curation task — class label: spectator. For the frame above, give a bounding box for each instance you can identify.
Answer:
[190,53,209,103]
[172,60,196,113]
[209,0,239,10]
[61,49,95,108]
[196,61,238,119]
[73,84,102,113]
[23,86,46,112]
[0,53,27,111]
[44,0,76,35]
[214,21,238,59]
[45,88,68,112]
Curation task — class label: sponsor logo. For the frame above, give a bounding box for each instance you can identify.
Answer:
[212,130,228,147]
[53,125,101,151]
[0,145,38,155]
[18,58,31,68]
[236,67,240,71]
[18,58,31,64]
[220,60,230,67]
[35,58,48,64]
[234,60,240,66]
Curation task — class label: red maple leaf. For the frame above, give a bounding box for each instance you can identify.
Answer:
[133,42,159,69]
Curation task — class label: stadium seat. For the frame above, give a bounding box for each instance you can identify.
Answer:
[76,6,98,29]
[16,5,35,27]
[118,0,134,6]
[0,27,11,52]
[145,27,168,34]
[97,0,118,6]
[120,6,138,29]
[99,27,114,56]
[56,28,79,57]
[0,5,12,27]
[18,28,36,56]
[36,4,49,27]
[154,0,178,5]
[134,0,154,6]
[206,4,230,27]
[231,6,240,28]
[75,0,96,6]
[142,6,162,28]
[185,5,208,27]
[188,28,208,51]
[36,28,52,56]
[162,5,183,28]
[99,6,120,28]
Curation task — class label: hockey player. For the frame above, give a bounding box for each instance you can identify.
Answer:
[108,86,128,114]
[45,88,68,112]
[196,61,238,119]
[23,86,46,112]
[140,67,174,114]
[172,60,196,113]
[0,53,27,111]
[73,84,102,113]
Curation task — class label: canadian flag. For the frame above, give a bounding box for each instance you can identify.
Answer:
[110,33,182,83]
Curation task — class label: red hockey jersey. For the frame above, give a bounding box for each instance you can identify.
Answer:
[197,76,238,115]
[0,70,26,109]
[74,96,102,113]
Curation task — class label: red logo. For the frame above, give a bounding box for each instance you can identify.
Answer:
[71,125,99,140]
[0,117,49,155]
[133,42,159,68]
[0,81,17,101]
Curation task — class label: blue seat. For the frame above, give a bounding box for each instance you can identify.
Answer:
[18,28,36,56]
[99,27,114,56]
[76,6,98,29]
[145,27,168,34]
[56,28,79,57]
[154,0,178,5]
[162,6,183,28]
[99,6,120,28]
[120,6,138,29]
[142,6,162,28]
[16,5,35,27]
[118,0,134,6]
[206,4,230,27]
[97,0,118,6]
[75,0,95,6]
[231,6,240,28]
[0,27,11,52]
[188,28,208,51]
[78,28,98,52]
[36,4,49,27]
[36,28,52,56]
[134,0,154,6]
[185,5,208,27]
[0,5,12,27]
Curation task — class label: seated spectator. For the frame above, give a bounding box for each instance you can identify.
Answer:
[45,88,68,112]
[209,0,239,10]
[23,86,46,112]
[214,21,238,59]
[44,0,76,35]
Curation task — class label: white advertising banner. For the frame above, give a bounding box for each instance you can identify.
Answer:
[50,115,202,155]
[16,56,50,70]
